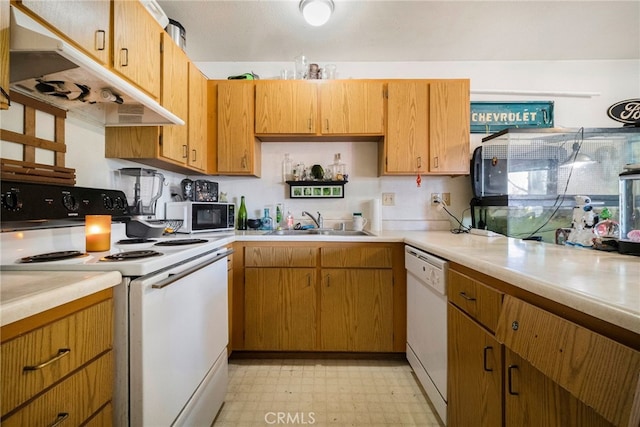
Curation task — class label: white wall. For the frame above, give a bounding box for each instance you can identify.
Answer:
[2,59,638,230]
[196,59,639,229]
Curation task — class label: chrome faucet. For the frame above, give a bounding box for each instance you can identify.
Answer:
[302,211,323,229]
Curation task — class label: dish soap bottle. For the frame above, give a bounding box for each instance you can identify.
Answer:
[261,208,273,231]
[276,203,283,229]
[237,196,247,230]
[286,211,294,230]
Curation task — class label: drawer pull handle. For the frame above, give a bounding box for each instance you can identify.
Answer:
[508,364,519,395]
[48,412,70,427]
[120,48,129,67]
[483,346,493,372]
[459,292,476,301]
[23,348,71,371]
[95,30,106,51]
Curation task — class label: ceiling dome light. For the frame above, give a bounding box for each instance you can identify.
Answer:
[299,0,334,26]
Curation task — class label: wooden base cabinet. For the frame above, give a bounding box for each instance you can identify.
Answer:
[1,289,114,425]
[505,349,613,427]
[320,269,393,352]
[234,242,405,353]
[449,265,640,427]
[447,304,502,427]
[245,268,317,351]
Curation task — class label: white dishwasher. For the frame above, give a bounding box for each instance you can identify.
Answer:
[405,245,448,424]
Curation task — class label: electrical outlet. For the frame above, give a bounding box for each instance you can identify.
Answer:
[431,192,451,206]
[382,193,395,206]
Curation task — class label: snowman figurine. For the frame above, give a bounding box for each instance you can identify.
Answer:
[566,195,596,247]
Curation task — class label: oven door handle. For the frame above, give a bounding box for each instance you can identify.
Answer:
[151,249,233,290]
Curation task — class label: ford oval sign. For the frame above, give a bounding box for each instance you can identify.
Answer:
[607,99,640,124]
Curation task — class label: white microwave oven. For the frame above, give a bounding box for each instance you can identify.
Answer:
[165,202,235,233]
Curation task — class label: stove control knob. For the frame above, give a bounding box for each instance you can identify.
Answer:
[62,194,79,211]
[2,191,22,211]
[103,195,114,210]
[114,196,127,211]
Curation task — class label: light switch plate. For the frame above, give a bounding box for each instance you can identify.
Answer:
[382,193,395,206]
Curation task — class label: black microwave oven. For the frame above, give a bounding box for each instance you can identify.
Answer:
[165,202,235,233]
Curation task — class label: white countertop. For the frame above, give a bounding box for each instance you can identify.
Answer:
[1,270,122,326]
[3,229,637,335]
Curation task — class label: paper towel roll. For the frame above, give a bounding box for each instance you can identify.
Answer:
[368,198,382,232]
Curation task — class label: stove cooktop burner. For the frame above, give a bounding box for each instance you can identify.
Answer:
[154,239,208,246]
[19,250,89,263]
[100,250,163,261]
[116,238,158,245]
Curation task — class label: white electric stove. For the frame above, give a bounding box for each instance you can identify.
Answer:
[1,181,234,426]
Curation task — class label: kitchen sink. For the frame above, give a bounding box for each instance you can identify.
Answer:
[267,229,372,236]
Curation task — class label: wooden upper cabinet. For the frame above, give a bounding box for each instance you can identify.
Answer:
[0,0,8,110]
[216,80,260,176]
[255,81,317,134]
[319,81,385,135]
[385,80,430,174]
[187,62,207,172]
[384,79,470,176]
[112,0,161,100]
[159,32,188,165]
[17,0,111,66]
[428,80,470,174]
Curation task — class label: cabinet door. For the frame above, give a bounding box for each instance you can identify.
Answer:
[319,81,384,135]
[159,33,188,164]
[320,269,393,351]
[428,80,470,174]
[447,304,502,427]
[0,0,8,110]
[187,63,207,172]
[505,349,613,427]
[217,81,260,175]
[113,0,161,99]
[245,268,316,350]
[384,81,429,174]
[18,0,111,66]
[255,81,317,134]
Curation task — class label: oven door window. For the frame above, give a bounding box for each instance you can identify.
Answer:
[192,205,227,230]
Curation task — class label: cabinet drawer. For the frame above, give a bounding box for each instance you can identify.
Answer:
[1,352,112,426]
[321,247,392,268]
[1,300,113,415]
[245,246,317,267]
[496,295,640,427]
[448,269,503,333]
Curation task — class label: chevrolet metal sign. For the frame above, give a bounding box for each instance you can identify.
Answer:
[470,101,554,133]
[607,99,640,125]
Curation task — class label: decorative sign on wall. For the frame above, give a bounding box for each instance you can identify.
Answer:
[607,99,640,125]
[286,181,346,199]
[470,101,554,134]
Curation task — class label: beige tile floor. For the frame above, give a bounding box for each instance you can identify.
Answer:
[213,357,443,427]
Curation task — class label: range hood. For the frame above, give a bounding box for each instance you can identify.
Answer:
[9,7,184,127]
